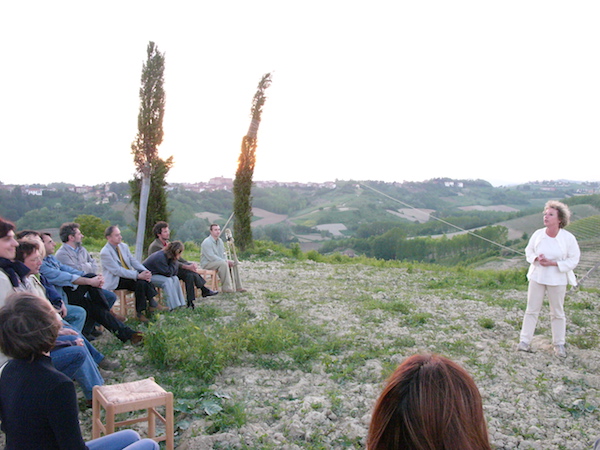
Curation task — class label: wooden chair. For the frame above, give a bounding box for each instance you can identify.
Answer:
[92,377,174,450]
[113,290,136,318]
[197,269,219,291]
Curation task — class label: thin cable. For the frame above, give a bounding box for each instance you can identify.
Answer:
[359,182,525,256]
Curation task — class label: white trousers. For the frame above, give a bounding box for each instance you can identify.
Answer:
[519,280,567,346]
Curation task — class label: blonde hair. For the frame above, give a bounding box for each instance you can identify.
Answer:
[544,200,571,228]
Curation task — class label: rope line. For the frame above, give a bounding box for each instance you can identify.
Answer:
[359,182,525,257]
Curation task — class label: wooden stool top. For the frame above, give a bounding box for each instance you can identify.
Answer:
[96,377,167,404]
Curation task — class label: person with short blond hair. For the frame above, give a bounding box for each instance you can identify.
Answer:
[517,200,580,358]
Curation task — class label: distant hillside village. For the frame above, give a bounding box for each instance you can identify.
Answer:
[0,177,338,204]
[0,178,598,204]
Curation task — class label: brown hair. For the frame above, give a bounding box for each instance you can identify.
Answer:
[544,200,571,228]
[152,221,169,238]
[0,217,16,239]
[59,222,80,243]
[14,240,40,262]
[0,292,61,361]
[367,354,491,450]
[164,241,184,260]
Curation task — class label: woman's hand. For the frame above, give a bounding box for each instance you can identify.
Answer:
[537,254,558,267]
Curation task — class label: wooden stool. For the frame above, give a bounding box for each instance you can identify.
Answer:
[113,290,136,318]
[197,269,219,291]
[92,377,174,450]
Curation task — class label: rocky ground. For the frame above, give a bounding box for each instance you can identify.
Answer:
[6,259,599,449]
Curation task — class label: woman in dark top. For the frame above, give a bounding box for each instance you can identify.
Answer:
[0,292,158,450]
[143,241,186,310]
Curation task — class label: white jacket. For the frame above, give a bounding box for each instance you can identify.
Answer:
[526,228,580,286]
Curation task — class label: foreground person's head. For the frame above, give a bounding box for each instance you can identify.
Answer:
[0,292,61,361]
[367,353,491,450]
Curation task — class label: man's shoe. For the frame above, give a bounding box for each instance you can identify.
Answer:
[554,344,567,358]
[516,341,531,352]
[110,310,127,322]
[130,332,144,346]
[149,304,168,312]
[236,288,247,293]
[201,289,218,298]
[136,313,149,323]
[90,328,103,337]
[98,358,120,371]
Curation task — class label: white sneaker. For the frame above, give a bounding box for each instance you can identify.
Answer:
[516,341,531,352]
[554,345,566,358]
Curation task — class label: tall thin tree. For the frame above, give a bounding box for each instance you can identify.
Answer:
[130,41,167,258]
[233,72,272,251]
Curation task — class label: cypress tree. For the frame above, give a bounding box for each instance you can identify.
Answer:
[233,72,272,251]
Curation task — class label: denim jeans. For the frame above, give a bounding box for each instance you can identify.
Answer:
[50,344,86,380]
[53,334,104,400]
[64,304,87,332]
[86,430,159,450]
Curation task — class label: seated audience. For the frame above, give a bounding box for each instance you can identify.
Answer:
[200,224,246,293]
[367,353,492,450]
[0,292,159,450]
[100,225,166,322]
[143,241,186,310]
[40,232,143,344]
[16,229,86,332]
[54,222,122,319]
[148,221,217,308]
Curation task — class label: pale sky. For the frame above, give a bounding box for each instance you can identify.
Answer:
[2,1,599,187]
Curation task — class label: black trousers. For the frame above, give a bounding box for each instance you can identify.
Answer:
[63,284,135,342]
[115,278,157,313]
[178,268,206,302]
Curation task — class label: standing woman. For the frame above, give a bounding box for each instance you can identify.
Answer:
[517,200,580,357]
[142,241,186,310]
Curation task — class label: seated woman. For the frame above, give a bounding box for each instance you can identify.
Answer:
[143,241,186,310]
[0,292,159,450]
[14,239,108,406]
[367,353,492,450]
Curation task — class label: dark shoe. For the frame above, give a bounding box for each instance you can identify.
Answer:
[85,399,93,409]
[98,358,120,371]
[201,289,218,298]
[90,327,103,337]
[149,304,168,312]
[136,313,149,323]
[130,332,144,346]
[110,310,127,322]
[187,301,195,309]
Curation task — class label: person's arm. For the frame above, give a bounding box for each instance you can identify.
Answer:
[525,229,542,265]
[40,258,83,288]
[556,232,581,273]
[100,247,139,280]
[47,380,88,449]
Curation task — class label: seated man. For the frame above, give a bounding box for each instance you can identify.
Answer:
[200,224,246,293]
[54,222,122,322]
[148,221,217,308]
[40,232,143,345]
[100,225,166,322]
